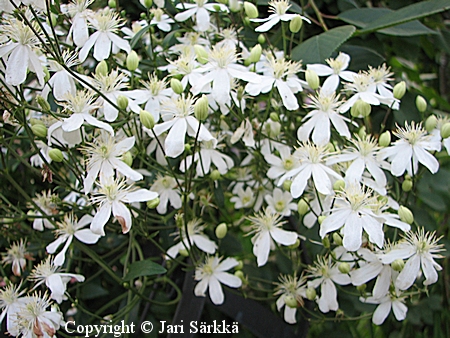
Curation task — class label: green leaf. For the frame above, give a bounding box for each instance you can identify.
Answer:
[356,0,450,34]
[291,25,356,63]
[339,44,385,71]
[339,8,436,36]
[130,25,149,49]
[123,259,167,281]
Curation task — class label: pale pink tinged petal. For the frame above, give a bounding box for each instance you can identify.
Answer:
[342,212,362,251]
[125,189,158,203]
[194,277,209,297]
[62,114,84,132]
[392,300,407,321]
[312,113,330,146]
[307,64,333,76]
[46,274,66,303]
[93,33,112,61]
[74,229,101,244]
[379,247,415,264]
[321,75,339,94]
[165,119,187,158]
[350,261,383,286]
[217,257,238,271]
[46,236,67,254]
[284,306,297,324]
[319,279,338,312]
[395,254,420,290]
[215,272,242,288]
[254,232,271,267]
[372,301,391,325]
[207,276,224,305]
[390,145,412,176]
[83,114,114,135]
[421,255,439,285]
[270,228,297,246]
[195,7,211,32]
[276,80,299,111]
[112,201,132,234]
[413,146,439,174]
[290,166,311,198]
[79,32,99,62]
[90,203,112,236]
[54,238,72,266]
[6,45,28,86]
[175,7,198,22]
[255,17,280,32]
[372,266,391,299]
[362,215,384,248]
[107,32,131,54]
[192,235,217,254]
[329,114,351,138]
[311,166,332,195]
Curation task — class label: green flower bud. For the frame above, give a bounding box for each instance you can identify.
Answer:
[43,67,50,82]
[244,2,259,19]
[30,118,44,126]
[170,78,184,95]
[126,50,139,71]
[243,17,251,26]
[184,143,191,152]
[120,9,126,17]
[305,69,319,90]
[247,44,262,63]
[297,199,309,216]
[257,34,266,44]
[146,197,160,209]
[116,95,129,110]
[194,94,209,121]
[228,0,241,12]
[282,179,292,192]
[306,287,316,300]
[321,234,330,248]
[31,124,48,138]
[121,151,133,166]
[210,169,221,181]
[284,295,298,308]
[289,15,303,33]
[179,248,189,257]
[358,126,367,139]
[393,81,406,100]
[108,0,116,8]
[235,260,244,270]
[333,232,342,246]
[139,0,153,8]
[288,238,300,249]
[194,45,209,64]
[440,122,450,139]
[215,223,227,239]
[351,99,371,118]
[338,262,351,274]
[416,95,427,113]
[402,179,413,192]
[140,110,155,129]
[333,179,345,192]
[269,112,279,122]
[425,115,438,132]
[48,148,64,162]
[398,206,414,224]
[378,131,391,147]
[318,216,326,225]
[95,60,108,76]
[391,258,405,272]
[356,284,366,293]
[234,270,246,283]
[36,95,51,111]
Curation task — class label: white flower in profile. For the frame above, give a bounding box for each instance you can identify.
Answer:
[230,186,255,209]
[61,0,94,47]
[175,0,229,32]
[30,141,53,168]
[29,190,58,231]
[166,217,217,259]
[150,8,175,32]
[90,177,158,235]
[264,188,297,217]
[360,289,407,325]
[307,52,356,94]
[0,17,45,86]
[82,132,142,194]
[378,122,441,177]
[46,213,101,266]
[247,209,298,266]
[274,274,307,324]
[43,50,79,101]
[194,256,242,305]
[29,257,85,304]
[379,228,444,290]
[0,283,27,337]
[164,52,202,90]
[1,239,31,276]
[297,89,351,146]
[278,142,342,198]
[251,0,310,32]
[368,64,396,100]
[231,118,255,148]
[15,292,63,338]
[307,256,351,313]
[153,95,216,158]
[79,8,131,61]
[150,175,182,214]
[246,53,303,111]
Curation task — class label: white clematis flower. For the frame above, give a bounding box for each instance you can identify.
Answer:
[274,274,307,324]
[360,289,408,325]
[175,0,228,32]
